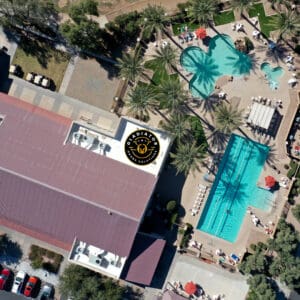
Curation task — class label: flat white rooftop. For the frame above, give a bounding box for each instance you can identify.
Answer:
[67,117,172,176]
[69,239,126,279]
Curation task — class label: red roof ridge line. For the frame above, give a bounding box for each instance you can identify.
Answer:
[0,166,140,222]
[0,92,71,126]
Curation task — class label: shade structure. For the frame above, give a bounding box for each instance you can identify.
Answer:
[195,28,207,39]
[265,176,276,188]
[184,281,197,295]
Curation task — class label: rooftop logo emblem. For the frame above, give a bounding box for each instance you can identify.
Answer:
[125,130,160,165]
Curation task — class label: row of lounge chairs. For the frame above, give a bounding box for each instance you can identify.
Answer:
[191,184,207,216]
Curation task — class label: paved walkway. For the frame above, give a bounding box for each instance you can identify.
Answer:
[165,254,248,300]
[0,225,69,287]
[3,76,120,135]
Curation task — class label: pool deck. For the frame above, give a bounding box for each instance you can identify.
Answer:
[142,12,300,263]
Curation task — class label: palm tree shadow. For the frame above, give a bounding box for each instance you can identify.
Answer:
[208,130,229,151]
[200,94,219,115]
[255,137,278,169]
[265,42,288,64]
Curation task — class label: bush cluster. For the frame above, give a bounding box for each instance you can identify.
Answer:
[29,245,63,274]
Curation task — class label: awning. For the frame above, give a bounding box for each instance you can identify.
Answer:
[265,176,276,188]
[247,102,275,130]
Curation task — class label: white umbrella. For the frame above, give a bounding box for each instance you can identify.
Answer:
[288,78,298,84]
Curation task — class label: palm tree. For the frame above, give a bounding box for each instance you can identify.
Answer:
[268,0,289,11]
[161,113,190,142]
[116,49,145,84]
[269,11,300,41]
[155,78,188,114]
[187,0,218,27]
[214,103,243,135]
[126,84,155,121]
[170,142,206,176]
[152,44,178,74]
[231,0,255,18]
[141,5,169,40]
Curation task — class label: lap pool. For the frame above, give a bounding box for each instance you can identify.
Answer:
[197,134,273,242]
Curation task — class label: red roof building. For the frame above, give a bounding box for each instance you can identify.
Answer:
[0,93,171,283]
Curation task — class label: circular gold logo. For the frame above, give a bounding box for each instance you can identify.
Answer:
[125,130,160,165]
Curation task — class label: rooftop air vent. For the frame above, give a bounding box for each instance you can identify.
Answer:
[0,115,5,126]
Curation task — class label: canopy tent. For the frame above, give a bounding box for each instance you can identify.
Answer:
[265,176,276,188]
[247,102,275,130]
[184,281,197,295]
[195,28,207,39]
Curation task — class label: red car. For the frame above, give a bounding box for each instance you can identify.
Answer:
[24,276,38,297]
[0,268,11,290]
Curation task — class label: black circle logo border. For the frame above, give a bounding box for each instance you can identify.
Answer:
[124,129,160,166]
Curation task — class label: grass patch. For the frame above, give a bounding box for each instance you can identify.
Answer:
[248,3,279,37]
[144,59,178,85]
[12,37,70,91]
[213,10,235,26]
[172,22,200,36]
[29,245,63,274]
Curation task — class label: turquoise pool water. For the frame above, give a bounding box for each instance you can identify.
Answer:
[261,62,284,90]
[197,134,273,243]
[180,34,252,99]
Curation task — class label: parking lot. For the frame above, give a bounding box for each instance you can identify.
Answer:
[0,226,69,299]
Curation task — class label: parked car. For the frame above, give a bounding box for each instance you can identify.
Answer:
[26,72,35,82]
[33,74,43,85]
[24,276,38,297]
[0,268,11,290]
[9,64,22,76]
[39,283,54,300]
[41,77,51,89]
[11,270,27,294]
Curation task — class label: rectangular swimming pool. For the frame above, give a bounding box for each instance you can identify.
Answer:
[197,134,273,242]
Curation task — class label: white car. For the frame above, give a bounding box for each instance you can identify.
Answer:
[11,270,27,294]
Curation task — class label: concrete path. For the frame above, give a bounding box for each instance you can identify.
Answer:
[165,254,249,300]
[59,55,78,95]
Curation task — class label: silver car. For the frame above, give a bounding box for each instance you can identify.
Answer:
[11,270,27,294]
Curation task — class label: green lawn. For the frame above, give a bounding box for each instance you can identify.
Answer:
[248,3,279,37]
[172,22,200,36]
[12,38,70,91]
[213,10,235,26]
[144,59,178,85]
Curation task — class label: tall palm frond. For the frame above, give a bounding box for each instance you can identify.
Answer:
[141,5,169,40]
[116,49,145,83]
[126,84,155,120]
[214,103,243,135]
[268,11,300,41]
[231,0,255,16]
[187,0,218,27]
[152,44,178,74]
[155,78,188,114]
[160,113,190,142]
[170,142,206,176]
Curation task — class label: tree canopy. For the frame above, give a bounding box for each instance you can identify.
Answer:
[187,0,218,26]
[247,275,276,300]
[59,264,127,300]
[0,0,58,37]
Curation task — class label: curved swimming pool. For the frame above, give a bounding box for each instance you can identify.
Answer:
[197,134,273,242]
[180,34,252,99]
[261,62,284,90]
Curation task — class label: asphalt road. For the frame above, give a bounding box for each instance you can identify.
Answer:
[0,291,26,299]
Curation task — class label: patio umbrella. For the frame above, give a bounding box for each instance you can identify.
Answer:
[265,176,276,188]
[184,281,197,295]
[195,28,207,39]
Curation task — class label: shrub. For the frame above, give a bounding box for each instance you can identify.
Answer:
[292,204,300,222]
[284,164,289,170]
[250,244,257,251]
[166,200,177,213]
[31,257,43,269]
[288,197,295,205]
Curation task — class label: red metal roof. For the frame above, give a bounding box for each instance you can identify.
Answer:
[0,93,157,220]
[0,93,158,257]
[0,168,138,257]
[124,233,165,285]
